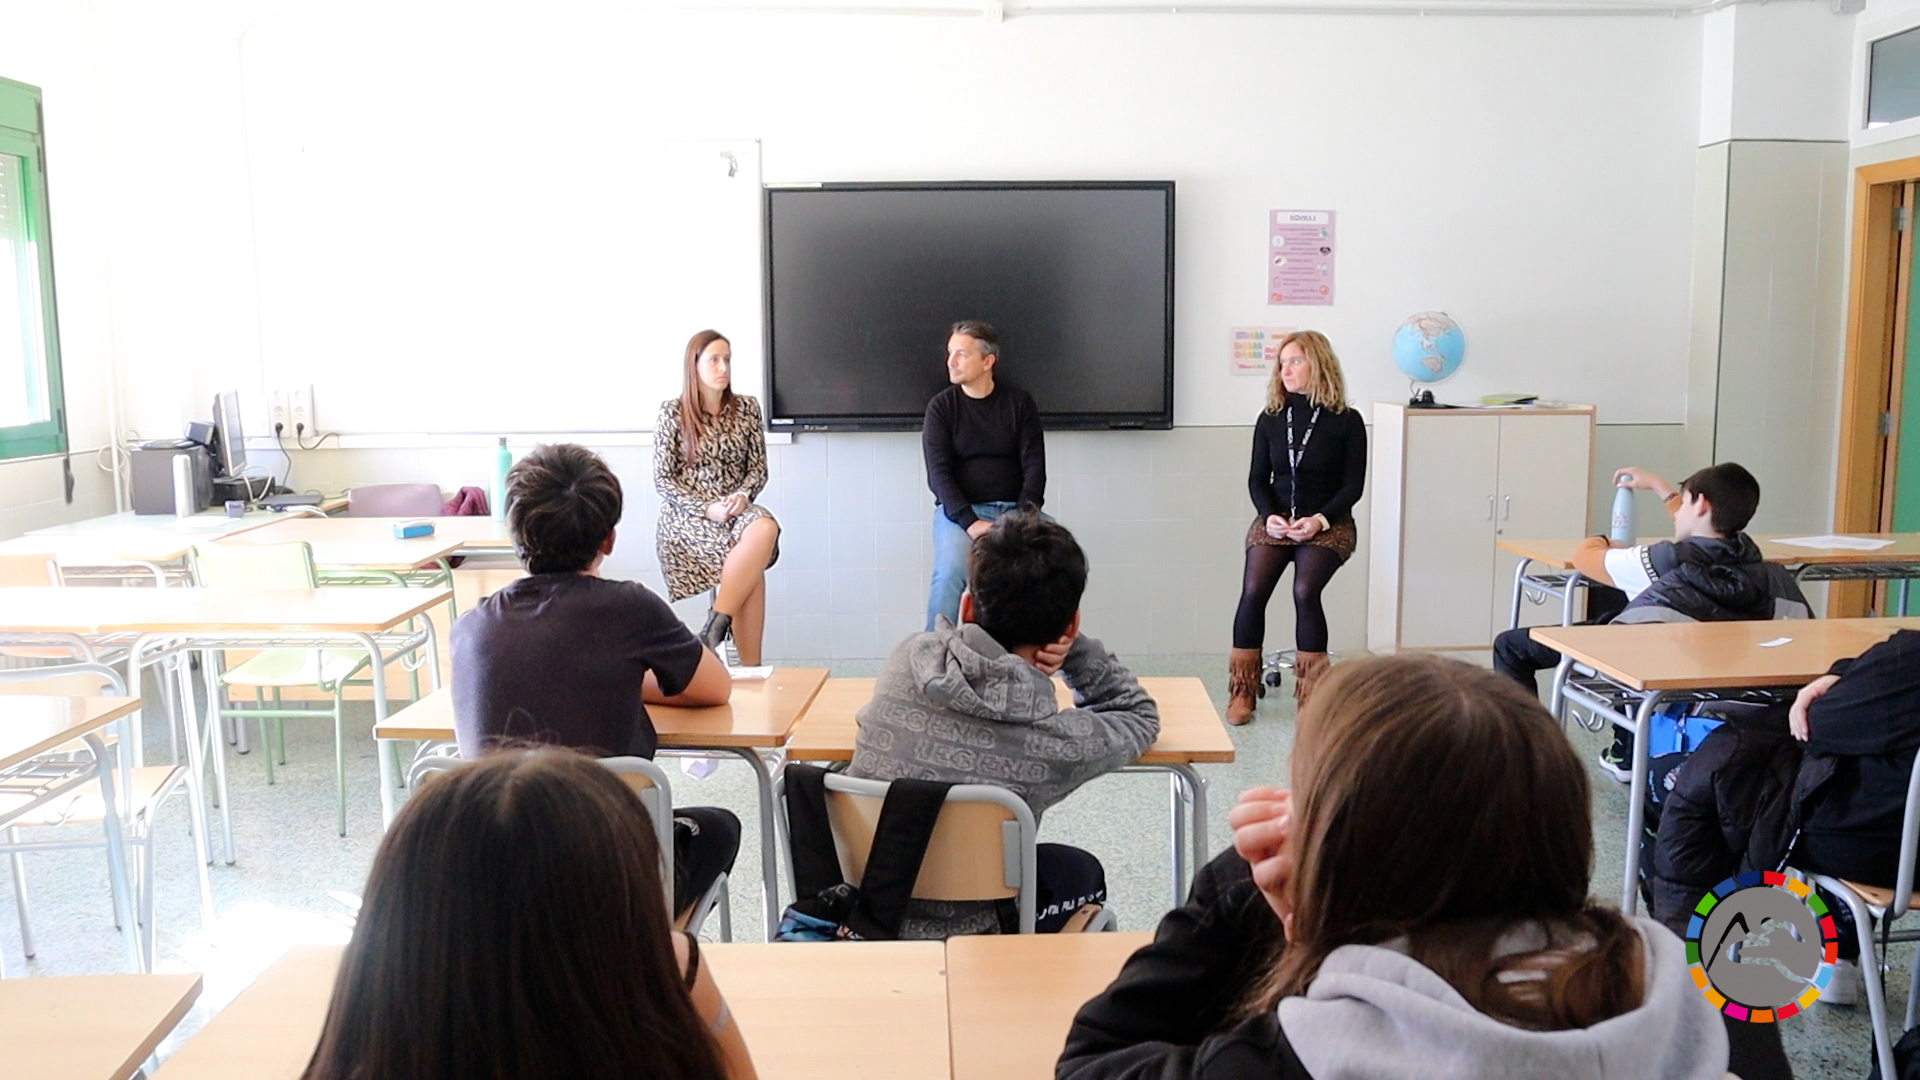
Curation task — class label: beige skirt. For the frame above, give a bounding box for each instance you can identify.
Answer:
[1244,516,1357,563]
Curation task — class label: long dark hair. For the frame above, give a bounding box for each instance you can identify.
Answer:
[678,329,733,462]
[302,750,726,1080]
[1252,654,1644,1030]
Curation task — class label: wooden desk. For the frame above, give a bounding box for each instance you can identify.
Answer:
[158,941,951,1080]
[0,695,146,968]
[213,518,470,572]
[946,932,1151,1080]
[0,971,202,1079]
[24,504,345,539]
[0,586,452,859]
[705,941,951,1080]
[224,514,515,555]
[787,676,1230,907]
[155,945,342,1080]
[373,668,831,939]
[1532,616,1920,912]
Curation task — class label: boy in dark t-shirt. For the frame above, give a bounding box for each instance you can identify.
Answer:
[452,442,738,917]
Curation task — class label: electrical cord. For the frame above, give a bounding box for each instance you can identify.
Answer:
[295,423,340,451]
[272,424,295,491]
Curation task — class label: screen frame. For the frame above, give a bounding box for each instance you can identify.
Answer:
[762,180,1176,432]
[213,390,248,477]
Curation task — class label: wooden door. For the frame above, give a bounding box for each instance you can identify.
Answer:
[1490,414,1594,639]
[1398,414,1501,648]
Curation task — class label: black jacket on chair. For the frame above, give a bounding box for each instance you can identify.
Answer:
[1057,850,1311,1080]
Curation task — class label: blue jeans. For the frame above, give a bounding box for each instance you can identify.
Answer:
[927,501,1019,631]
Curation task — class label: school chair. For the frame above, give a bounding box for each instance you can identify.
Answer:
[345,483,444,517]
[191,542,376,836]
[408,753,730,940]
[802,772,1120,935]
[0,661,213,973]
[1798,745,1920,1080]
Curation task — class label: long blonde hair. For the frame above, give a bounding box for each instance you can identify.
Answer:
[1265,330,1348,414]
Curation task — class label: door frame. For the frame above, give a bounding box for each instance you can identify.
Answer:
[1835,156,1920,614]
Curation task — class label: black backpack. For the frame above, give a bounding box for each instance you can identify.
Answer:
[776,763,952,941]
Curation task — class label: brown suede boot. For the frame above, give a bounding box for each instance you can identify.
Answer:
[1293,651,1331,711]
[1226,648,1261,725]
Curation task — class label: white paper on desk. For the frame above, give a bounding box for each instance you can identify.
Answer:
[1758,637,1794,648]
[1773,535,1896,551]
[728,665,773,680]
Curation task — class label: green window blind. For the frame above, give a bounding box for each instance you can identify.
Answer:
[0,76,65,460]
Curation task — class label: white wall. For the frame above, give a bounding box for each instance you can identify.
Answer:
[87,5,1706,441]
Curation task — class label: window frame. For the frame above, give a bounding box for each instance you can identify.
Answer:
[0,77,66,461]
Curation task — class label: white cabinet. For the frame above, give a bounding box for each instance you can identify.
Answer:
[1367,403,1594,653]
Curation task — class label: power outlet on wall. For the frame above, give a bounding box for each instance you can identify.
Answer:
[290,385,315,435]
[269,390,291,434]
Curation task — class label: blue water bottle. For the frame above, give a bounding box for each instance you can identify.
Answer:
[491,437,511,521]
[1608,476,1636,546]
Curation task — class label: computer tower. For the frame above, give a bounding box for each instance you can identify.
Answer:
[129,442,213,515]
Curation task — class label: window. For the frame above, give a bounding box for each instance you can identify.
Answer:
[1870,25,1920,129]
[0,77,64,460]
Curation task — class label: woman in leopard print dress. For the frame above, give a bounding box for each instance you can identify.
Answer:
[654,330,780,665]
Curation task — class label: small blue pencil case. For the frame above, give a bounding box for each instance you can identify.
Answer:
[392,519,435,539]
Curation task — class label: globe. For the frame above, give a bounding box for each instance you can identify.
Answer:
[1393,312,1465,383]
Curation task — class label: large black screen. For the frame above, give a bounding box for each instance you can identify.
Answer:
[764,182,1174,430]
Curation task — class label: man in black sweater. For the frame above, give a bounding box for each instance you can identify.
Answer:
[923,319,1047,630]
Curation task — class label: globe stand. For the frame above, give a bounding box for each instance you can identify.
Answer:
[1407,381,1443,409]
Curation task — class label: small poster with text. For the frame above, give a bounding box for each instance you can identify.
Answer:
[1230,326,1294,376]
[1268,210,1335,306]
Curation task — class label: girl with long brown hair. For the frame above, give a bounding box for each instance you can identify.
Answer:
[1226,331,1365,724]
[301,749,756,1080]
[1058,654,1728,1080]
[655,330,781,664]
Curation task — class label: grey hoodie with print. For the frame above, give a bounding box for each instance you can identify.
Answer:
[847,619,1161,936]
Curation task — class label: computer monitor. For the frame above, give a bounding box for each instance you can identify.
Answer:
[212,390,247,479]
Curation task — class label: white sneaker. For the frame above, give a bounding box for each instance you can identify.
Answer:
[1820,958,1861,1007]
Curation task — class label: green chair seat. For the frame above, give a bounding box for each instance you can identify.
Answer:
[220,649,370,689]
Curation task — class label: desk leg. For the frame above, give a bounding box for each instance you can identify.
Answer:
[1620,692,1665,915]
[197,652,236,865]
[713,747,780,941]
[170,656,216,917]
[1559,572,1582,627]
[360,633,401,829]
[1169,764,1207,905]
[1167,772,1187,908]
[1548,653,1574,724]
[1509,557,1532,631]
[84,731,142,973]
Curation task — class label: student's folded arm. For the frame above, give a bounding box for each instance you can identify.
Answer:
[643,648,732,707]
[1568,536,1618,587]
[1058,636,1161,769]
[1804,631,1920,756]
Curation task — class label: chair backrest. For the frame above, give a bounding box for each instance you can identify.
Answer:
[0,552,59,586]
[191,542,318,588]
[407,753,676,910]
[819,772,1039,932]
[348,483,444,518]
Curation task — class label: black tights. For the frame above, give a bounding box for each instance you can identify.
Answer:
[1232,543,1345,652]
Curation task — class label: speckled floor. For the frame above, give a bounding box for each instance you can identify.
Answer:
[0,652,1902,1077]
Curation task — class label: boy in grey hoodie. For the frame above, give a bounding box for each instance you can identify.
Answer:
[849,512,1161,937]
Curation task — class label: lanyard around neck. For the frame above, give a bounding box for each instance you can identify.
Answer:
[1286,400,1322,519]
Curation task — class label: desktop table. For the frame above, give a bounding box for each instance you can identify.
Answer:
[1534,617,1920,912]
[0,586,450,864]
[157,940,951,1080]
[373,667,832,940]
[785,676,1233,907]
[945,932,1150,1080]
[0,969,201,1080]
[0,694,146,970]
[1500,534,1920,631]
[223,514,514,557]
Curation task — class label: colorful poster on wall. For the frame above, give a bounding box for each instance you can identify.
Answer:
[1230,326,1294,376]
[1268,210,1335,306]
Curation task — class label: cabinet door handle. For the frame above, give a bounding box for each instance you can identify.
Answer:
[1503,496,1512,521]
[1486,495,1495,520]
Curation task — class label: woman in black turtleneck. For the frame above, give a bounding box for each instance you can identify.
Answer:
[1226,331,1366,724]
